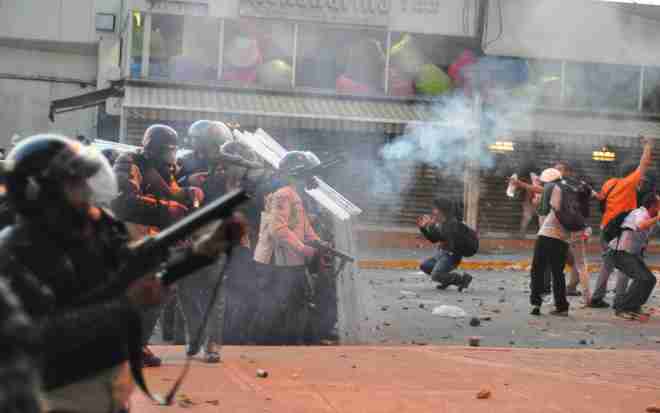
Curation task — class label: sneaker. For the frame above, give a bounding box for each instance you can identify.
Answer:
[458,273,473,292]
[549,309,569,317]
[142,346,162,367]
[587,299,610,309]
[203,351,221,364]
[530,306,541,316]
[615,310,638,320]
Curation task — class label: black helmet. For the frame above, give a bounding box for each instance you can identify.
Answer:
[5,134,117,214]
[142,124,178,155]
[278,151,321,177]
[188,120,233,154]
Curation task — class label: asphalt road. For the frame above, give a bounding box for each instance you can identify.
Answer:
[355,268,660,349]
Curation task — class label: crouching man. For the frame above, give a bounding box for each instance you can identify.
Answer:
[603,193,659,320]
[418,198,473,291]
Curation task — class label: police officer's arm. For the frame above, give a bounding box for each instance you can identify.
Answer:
[0,278,41,413]
[112,153,185,227]
[639,136,653,179]
[271,191,312,255]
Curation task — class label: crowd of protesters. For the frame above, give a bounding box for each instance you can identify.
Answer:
[505,136,657,319]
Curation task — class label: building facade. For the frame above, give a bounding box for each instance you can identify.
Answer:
[0,0,128,144]
[11,0,660,235]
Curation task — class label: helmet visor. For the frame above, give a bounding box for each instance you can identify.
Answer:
[49,144,118,206]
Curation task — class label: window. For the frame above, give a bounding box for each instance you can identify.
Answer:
[296,25,386,95]
[525,59,562,106]
[148,14,220,81]
[643,67,660,113]
[222,19,294,88]
[564,62,640,111]
[388,32,472,97]
[129,11,144,78]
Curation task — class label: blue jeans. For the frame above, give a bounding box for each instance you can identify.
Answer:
[420,249,462,285]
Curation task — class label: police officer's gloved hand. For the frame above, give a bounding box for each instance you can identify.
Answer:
[302,245,317,258]
[186,186,205,208]
[193,216,246,258]
[166,200,188,220]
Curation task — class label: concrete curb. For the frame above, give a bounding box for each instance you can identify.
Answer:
[358,259,660,273]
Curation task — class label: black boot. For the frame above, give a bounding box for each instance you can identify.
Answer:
[458,273,473,292]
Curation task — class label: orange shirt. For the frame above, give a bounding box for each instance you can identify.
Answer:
[599,168,641,228]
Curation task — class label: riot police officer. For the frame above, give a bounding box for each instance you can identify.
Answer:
[0,134,234,412]
[178,120,234,188]
[112,124,204,366]
[253,151,328,344]
[173,120,233,362]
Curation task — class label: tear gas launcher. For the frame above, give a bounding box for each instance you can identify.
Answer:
[306,239,355,277]
[75,189,249,304]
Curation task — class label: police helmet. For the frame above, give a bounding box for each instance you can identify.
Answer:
[142,124,178,155]
[187,120,233,154]
[5,134,117,214]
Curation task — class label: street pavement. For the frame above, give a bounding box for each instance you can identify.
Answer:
[356,268,660,349]
[136,254,660,412]
[132,346,660,413]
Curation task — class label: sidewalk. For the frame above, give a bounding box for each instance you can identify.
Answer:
[132,345,660,413]
[357,247,660,271]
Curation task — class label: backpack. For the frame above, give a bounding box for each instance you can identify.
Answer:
[602,210,633,243]
[447,220,479,257]
[553,179,587,232]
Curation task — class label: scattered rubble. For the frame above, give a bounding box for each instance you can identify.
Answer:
[469,337,481,347]
[432,305,467,318]
[256,369,269,378]
[476,388,492,399]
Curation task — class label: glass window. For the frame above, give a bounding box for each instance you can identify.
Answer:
[129,11,144,78]
[525,59,562,106]
[149,14,220,81]
[643,67,660,113]
[296,25,386,95]
[388,32,471,97]
[564,62,640,111]
[222,19,294,89]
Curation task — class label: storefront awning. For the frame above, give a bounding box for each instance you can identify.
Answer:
[122,84,437,134]
[49,83,124,122]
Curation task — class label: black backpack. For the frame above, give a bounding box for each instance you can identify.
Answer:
[553,179,587,232]
[602,210,633,243]
[448,220,479,257]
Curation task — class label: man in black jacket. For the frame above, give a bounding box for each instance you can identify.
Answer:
[0,134,235,412]
[418,198,472,291]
